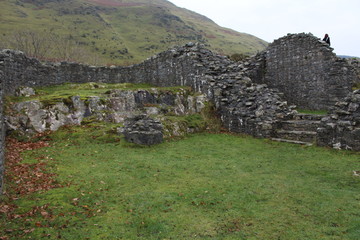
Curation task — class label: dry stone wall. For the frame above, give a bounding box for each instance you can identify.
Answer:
[317,90,360,151]
[0,62,4,193]
[0,44,206,94]
[250,33,357,110]
[197,63,295,138]
[347,58,360,86]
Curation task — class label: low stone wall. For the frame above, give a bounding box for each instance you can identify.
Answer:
[250,33,358,110]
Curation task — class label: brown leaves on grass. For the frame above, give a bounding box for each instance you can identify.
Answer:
[4,137,62,198]
[0,203,52,221]
[0,135,64,239]
[0,203,54,239]
[0,134,102,239]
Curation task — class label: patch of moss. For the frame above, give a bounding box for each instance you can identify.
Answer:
[183,114,206,129]
[9,83,193,105]
[200,102,223,132]
[353,82,360,90]
[297,109,328,115]
[81,116,100,125]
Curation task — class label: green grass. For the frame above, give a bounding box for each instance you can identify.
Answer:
[353,82,360,90]
[297,109,328,115]
[7,82,192,105]
[1,125,359,239]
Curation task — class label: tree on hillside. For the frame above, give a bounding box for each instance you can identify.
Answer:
[10,31,52,58]
[1,30,103,65]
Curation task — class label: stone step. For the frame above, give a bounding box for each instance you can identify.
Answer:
[271,138,313,146]
[293,113,325,121]
[280,120,321,132]
[276,130,317,143]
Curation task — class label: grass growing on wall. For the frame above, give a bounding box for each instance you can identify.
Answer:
[353,82,360,90]
[1,125,359,239]
[7,83,192,105]
[296,109,328,115]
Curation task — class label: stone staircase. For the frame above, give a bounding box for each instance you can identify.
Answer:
[272,114,324,146]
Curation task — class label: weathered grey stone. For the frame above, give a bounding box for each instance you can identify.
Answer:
[348,102,359,112]
[16,86,36,97]
[47,103,70,131]
[68,96,86,125]
[195,95,206,112]
[29,109,47,132]
[145,107,160,115]
[317,90,360,151]
[122,115,163,145]
[247,33,358,110]
[14,100,43,112]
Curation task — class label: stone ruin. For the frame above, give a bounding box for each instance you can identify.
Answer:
[248,33,357,110]
[1,33,360,193]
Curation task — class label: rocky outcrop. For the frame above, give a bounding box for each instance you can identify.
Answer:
[317,90,360,151]
[5,88,207,136]
[121,115,163,145]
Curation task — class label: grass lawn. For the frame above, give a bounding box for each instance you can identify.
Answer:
[1,124,359,239]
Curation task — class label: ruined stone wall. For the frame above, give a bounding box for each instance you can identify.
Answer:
[347,58,360,86]
[252,33,357,110]
[0,43,212,95]
[1,35,360,194]
[0,62,4,194]
[317,90,360,151]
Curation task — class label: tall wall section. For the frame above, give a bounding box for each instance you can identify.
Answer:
[252,33,357,110]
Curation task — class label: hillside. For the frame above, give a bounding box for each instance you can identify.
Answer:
[0,0,267,65]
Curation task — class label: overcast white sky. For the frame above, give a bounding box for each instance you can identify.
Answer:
[167,0,360,57]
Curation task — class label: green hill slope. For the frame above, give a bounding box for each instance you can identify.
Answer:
[0,0,267,65]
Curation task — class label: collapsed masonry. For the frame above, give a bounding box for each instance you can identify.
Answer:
[0,33,360,193]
